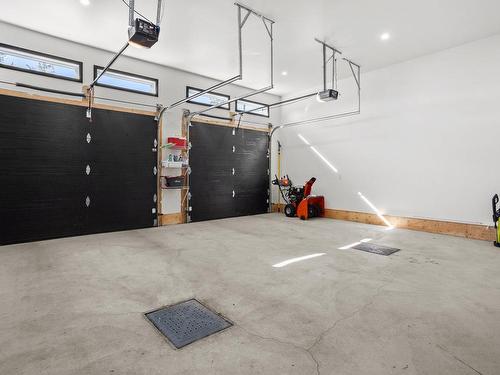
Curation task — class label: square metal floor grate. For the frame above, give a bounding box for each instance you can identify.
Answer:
[353,242,400,256]
[145,299,232,349]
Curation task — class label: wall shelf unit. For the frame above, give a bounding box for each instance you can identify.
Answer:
[158,112,190,225]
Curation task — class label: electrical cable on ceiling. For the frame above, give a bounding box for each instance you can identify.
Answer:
[121,0,155,24]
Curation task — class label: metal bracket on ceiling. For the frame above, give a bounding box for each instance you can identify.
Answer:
[315,38,342,91]
[344,57,361,90]
[235,39,345,118]
[188,2,275,119]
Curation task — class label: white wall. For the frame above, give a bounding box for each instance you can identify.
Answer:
[277,34,500,225]
[0,22,280,215]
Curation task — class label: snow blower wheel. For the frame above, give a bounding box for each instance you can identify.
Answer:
[285,204,296,217]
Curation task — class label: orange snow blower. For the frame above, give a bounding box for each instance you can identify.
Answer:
[272,176,325,220]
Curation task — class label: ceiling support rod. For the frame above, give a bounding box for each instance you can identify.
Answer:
[189,2,275,118]
[315,38,342,90]
[270,60,361,138]
[234,1,275,24]
[156,0,163,26]
[241,9,252,28]
[237,4,244,78]
[323,43,326,91]
[344,58,361,89]
[159,3,269,120]
[129,0,135,27]
[237,39,347,118]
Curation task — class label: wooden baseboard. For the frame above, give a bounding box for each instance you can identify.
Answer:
[159,213,184,226]
[272,204,495,242]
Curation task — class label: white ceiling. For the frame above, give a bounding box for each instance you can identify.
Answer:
[2,0,500,95]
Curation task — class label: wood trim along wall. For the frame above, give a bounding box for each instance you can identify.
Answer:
[0,88,156,117]
[272,204,495,242]
[192,114,270,133]
[159,213,184,226]
[180,113,189,224]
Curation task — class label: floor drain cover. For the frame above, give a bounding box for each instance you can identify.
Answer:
[145,299,232,349]
[353,243,400,256]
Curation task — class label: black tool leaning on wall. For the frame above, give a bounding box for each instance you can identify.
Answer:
[493,194,500,247]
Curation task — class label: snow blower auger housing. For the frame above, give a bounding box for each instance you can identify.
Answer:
[272,176,325,220]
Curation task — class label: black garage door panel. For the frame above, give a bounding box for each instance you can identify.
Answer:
[189,123,236,222]
[86,110,157,233]
[189,122,269,222]
[0,96,90,244]
[0,94,157,245]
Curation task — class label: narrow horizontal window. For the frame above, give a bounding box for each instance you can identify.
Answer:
[0,43,82,82]
[94,66,158,97]
[186,86,230,110]
[236,99,269,117]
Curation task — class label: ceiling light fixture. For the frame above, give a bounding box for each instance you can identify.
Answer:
[80,0,90,6]
[281,71,288,76]
[380,32,390,41]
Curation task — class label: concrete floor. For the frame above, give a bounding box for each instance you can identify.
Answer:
[1,214,499,375]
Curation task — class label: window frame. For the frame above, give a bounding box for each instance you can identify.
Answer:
[93,65,159,97]
[235,98,270,118]
[186,86,231,110]
[0,43,83,83]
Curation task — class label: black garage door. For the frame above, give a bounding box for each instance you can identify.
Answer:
[0,94,158,245]
[188,121,269,222]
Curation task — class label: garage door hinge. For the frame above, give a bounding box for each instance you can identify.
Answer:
[232,190,235,198]
[232,168,235,176]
